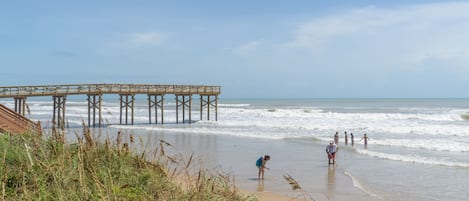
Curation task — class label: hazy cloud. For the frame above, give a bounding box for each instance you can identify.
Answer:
[290,2,469,48]
[127,31,166,47]
[286,2,469,69]
[232,40,262,56]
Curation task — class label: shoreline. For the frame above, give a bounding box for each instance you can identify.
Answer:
[85,127,382,201]
[11,97,469,201]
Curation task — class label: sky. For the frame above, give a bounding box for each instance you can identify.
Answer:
[1,0,469,98]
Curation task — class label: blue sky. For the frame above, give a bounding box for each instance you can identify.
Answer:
[1,0,469,98]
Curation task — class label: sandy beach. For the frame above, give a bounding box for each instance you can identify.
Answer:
[18,98,469,201]
[87,127,381,201]
[240,190,305,201]
[242,189,333,201]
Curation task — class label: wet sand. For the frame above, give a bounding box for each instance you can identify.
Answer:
[87,127,382,201]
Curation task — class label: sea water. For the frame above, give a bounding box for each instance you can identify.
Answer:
[2,98,469,201]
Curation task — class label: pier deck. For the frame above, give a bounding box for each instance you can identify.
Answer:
[0,84,220,129]
[0,84,220,98]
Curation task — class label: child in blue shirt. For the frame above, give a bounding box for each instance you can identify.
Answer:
[256,155,271,179]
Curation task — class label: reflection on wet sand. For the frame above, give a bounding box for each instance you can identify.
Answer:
[257,179,265,192]
[326,164,336,198]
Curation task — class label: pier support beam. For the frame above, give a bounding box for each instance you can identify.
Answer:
[175,95,192,124]
[52,96,67,129]
[119,94,135,125]
[87,94,102,128]
[148,94,164,124]
[14,97,27,116]
[200,95,218,121]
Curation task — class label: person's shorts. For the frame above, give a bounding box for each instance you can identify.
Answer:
[328,152,336,159]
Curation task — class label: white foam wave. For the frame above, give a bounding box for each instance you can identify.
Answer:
[109,124,285,140]
[355,149,469,168]
[372,139,469,152]
[4,99,469,139]
[344,170,384,200]
[218,103,250,107]
[5,100,468,138]
[324,112,462,122]
[219,107,469,137]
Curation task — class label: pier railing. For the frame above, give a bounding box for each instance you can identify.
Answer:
[0,103,42,135]
[0,84,220,128]
[0,84,221,98]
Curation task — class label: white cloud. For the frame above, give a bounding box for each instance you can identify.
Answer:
[287,2,469,67]
[127,31,166,46]
[290,2,469,47]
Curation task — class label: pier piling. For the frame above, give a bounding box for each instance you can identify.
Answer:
[87,94,102,127]
[200,95,218,121]
[148,94,164,124]
[14,97,27,116]
[175,95,192,123]
[120,94,135,125]
[52,96,66,129]
[0,84,220,127]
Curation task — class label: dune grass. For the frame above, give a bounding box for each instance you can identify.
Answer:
[0,127,257,201]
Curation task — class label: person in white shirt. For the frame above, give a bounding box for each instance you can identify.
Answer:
[326,141,339,164]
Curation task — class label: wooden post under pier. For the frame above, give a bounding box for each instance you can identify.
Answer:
[119,94,135,125]
[175,95,192,124]
[200,95,218,121]
[0,84,220,127]
[14,96,27,116]
[148,94,164,124]
[52,96,66,129]
[87,94,102,128]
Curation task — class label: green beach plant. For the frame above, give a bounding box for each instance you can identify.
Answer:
[0,126,257,201]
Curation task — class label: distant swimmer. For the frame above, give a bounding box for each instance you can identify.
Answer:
[326,141,338,164]
[350,133,354,146]
[361,133,369,146]
[256,155,271,180]
[334,132,339,145]
[344,131,348,145]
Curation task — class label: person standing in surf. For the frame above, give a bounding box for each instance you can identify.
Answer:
[350,133,354,146]
[344,131,348,145]
[256,155,271,179]
[326,141,338,164]
[361,133,369,148]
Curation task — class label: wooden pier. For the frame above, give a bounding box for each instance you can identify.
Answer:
[0,84,220,128]
[0,103,42,135]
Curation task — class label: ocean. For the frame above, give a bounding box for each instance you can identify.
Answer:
[2,98,469,201]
